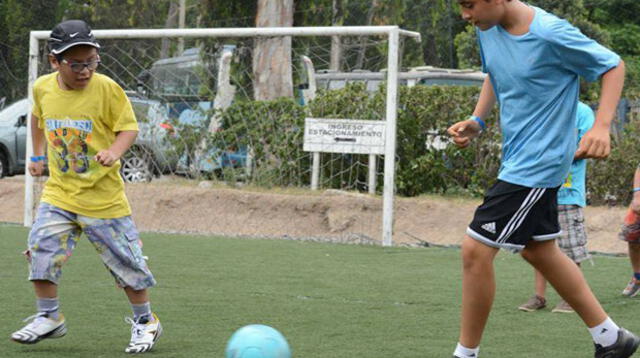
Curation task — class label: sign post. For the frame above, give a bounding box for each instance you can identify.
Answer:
[303,118,386,194]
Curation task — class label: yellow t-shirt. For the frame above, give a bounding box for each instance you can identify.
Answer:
[32,72,139,218]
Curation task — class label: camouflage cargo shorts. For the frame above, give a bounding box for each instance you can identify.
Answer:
[27,202,156,290]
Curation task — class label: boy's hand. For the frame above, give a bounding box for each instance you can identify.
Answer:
[28,161,44,177]
[575,124,611,159]
[447,119,482,148]
[94,150,119,166]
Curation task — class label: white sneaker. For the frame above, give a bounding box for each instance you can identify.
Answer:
[10,313,67,344]
[124,312,162,354]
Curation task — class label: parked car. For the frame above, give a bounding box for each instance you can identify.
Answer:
[123,93,249,182]
[0,98,28,178]
[119,93,179,182]
[143,45,248,177]
[0,94,177,182]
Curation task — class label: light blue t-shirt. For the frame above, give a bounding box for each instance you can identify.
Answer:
[477,6,620,188]
[557,102,595,207]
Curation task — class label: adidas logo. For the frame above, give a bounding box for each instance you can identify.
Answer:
[481,222,496,234]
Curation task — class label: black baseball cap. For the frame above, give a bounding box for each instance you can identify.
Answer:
[48,20,100,55]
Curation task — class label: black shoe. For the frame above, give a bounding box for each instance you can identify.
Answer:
[594,328,640,358]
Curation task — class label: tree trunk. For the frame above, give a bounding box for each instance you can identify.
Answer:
[253,0,294,100]
[160,0,179,59]
[330,0,345,71]
[355,0,378,70]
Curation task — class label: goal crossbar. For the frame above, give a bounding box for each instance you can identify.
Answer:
[30,26,421,41]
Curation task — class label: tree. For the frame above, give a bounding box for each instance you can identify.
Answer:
[253,0,294,100]
[0,0,62,102]
[330,0,346,71]
[160,1,180,59]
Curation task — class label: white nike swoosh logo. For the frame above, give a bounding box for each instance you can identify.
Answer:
[69,32,79,38]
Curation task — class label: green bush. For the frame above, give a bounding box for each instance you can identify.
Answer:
[587,120,640,205]
[208,83,502,196]
[395,85,501,196]
[212,98,309,187]
[173,83,637,203]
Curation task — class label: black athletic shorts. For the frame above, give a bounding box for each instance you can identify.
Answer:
[467,180,562,251]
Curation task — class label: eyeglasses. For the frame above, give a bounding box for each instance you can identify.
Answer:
[61,59,100,73]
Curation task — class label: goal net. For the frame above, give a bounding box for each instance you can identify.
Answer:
[25,26,420,246]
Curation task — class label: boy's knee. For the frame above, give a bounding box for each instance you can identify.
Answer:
[461,236,496,270]
[520,248,535,264]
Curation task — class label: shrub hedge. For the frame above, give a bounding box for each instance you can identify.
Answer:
[188,83,638,205]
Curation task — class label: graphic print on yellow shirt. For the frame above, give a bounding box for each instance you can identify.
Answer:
[48,119,93,174]
[32,72,138,218]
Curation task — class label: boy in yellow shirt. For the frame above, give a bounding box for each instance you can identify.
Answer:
[10,20,161,354]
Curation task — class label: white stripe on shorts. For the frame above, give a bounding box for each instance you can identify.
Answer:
[497,188,546,244]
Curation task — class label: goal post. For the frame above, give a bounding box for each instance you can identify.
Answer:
[25,26,421,247]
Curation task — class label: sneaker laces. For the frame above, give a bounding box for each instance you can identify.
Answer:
[125,316,147,340]
[21,313,49,329]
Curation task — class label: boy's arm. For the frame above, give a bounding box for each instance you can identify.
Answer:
[28,114,46,177]
[94,130,138,167]
[575,60,626,159]
[447,76,496,148]
[632,165,640,214]
[472,76,497,120]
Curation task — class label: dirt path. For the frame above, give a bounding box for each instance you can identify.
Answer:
[0,176,631,255]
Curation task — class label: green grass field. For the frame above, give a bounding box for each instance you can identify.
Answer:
[1,223,639,358]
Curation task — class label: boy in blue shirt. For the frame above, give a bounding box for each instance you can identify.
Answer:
[448,1,636,357]
[518,101,595,314]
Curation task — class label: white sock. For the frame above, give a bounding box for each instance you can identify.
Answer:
[454,342,479,358]
[589,317,619,347]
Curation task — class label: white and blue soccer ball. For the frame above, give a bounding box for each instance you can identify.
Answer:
[225,324,292,358]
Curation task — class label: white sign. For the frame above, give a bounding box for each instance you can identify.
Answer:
[303,118,386,155]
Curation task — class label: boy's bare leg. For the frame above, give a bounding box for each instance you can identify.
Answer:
[534,269,547,297]
[629,243,640,272]
[33,280,57,298]
[124,287,149,305]
[521,240,606,327]
[459,236,499,348]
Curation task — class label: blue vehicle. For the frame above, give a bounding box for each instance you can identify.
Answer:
[0,95,177,182]
[144,46,248,176]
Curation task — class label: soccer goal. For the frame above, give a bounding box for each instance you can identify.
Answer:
[25,26,421,246]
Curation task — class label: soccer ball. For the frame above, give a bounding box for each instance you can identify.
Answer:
[225,324,292,358]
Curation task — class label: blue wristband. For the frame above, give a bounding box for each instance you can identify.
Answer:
[633,188,640,193]
[470,115,486,131]
[30,156,46,163]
